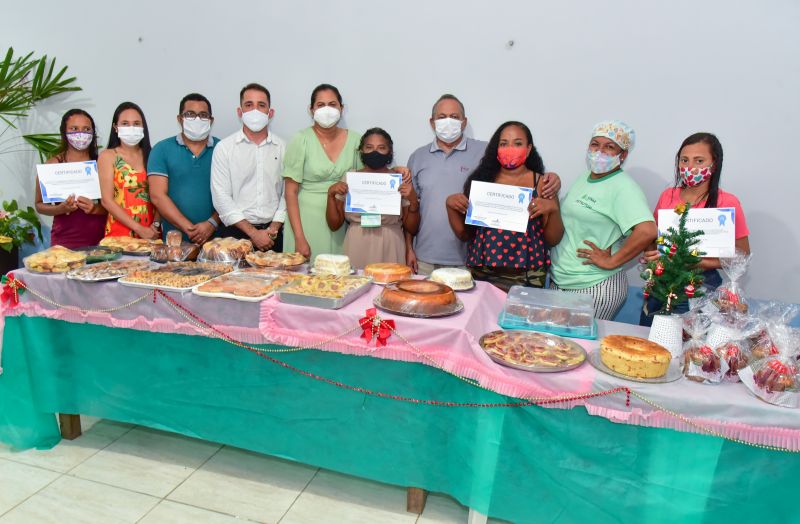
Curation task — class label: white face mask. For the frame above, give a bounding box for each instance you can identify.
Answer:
[241,109,270,132]
[313,106,341,129]
[66,132,93,151]
[117,126,145,146]
[434,117,463,143]
[182,118,212,141]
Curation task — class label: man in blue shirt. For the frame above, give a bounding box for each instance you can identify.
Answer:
[148,93,221,243]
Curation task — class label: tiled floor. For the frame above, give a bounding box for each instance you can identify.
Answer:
[0,417,508,524]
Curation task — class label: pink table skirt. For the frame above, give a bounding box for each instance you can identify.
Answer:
[3,269,800,451]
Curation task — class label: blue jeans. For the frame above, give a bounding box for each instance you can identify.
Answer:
[639,269,723,327]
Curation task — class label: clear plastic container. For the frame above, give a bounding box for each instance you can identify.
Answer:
[497,285,597,339]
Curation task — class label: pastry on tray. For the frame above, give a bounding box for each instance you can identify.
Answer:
[24,245,87,273]
[480,330,585,370]
[99,236,162,253]
[364,263,413,283]
[122,262,232,288]
[600,335,670,379]
[281,274,371,299]
[196,273,293,298]
[377,279,457,316]
[245,250,306,268]
[67,260,150,281]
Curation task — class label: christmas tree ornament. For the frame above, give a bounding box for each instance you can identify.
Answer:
[640,203,705,316]
[643,289,650,299]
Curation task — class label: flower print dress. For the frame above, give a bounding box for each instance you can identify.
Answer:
[104,154,154,237]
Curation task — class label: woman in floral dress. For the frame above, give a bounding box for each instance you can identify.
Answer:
[99,102,160,239]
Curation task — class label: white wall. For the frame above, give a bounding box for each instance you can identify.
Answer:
[2,0,798,301]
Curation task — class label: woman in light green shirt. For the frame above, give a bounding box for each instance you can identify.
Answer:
[283,84,362,258]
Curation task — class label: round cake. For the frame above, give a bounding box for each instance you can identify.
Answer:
[378,279,457,315]
[599,335,671,379]
[429,268,473,290]
[364,263,413,283]
[313,254,351,275]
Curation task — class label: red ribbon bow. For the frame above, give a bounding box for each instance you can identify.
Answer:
[1,273,23,307]
[359,308,395,347]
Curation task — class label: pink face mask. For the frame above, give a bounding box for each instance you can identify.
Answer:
[497,146,528,169]
[680,165,713,187]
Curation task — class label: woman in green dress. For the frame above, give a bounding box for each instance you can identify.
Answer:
[283,84,362,258]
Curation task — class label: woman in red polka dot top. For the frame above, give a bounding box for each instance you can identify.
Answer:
[445,121,564,291]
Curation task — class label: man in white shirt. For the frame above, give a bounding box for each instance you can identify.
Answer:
[211,83,286,251]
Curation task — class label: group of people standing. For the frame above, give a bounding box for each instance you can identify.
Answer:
[32,84,750,322]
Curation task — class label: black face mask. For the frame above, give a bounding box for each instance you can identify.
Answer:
[361,150,393,169]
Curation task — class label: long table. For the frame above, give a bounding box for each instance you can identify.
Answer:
[1,269,799,523]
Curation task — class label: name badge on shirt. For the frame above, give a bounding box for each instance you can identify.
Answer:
[361,214,381,228]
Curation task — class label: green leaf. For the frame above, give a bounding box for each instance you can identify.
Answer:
[22,133,61,162]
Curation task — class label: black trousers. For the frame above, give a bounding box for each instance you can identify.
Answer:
[220,223,283,252]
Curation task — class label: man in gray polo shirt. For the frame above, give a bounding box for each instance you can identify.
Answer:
[406,94,484,275]
[406,94,561,275]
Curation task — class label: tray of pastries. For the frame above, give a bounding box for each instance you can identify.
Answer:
[373,279,463,318]
[24,245,87,273]
[118,262,233,291]
[99,236,163,255]
[75,245,122,263]
[193,272,299,302]
[245,250,306,270]
[198,237,253,263]
[66,260,151,282]
[276,274,372,309]
[479,330,586,372]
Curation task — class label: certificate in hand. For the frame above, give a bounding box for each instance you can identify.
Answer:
[465,181,533,233]
[344,172,402,216]
[657,207,736,258]
[36,161,101,203]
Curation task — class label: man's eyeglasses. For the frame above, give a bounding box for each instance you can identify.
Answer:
[182,111,212,121]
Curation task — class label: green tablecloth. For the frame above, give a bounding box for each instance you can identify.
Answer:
[1,315,798,523]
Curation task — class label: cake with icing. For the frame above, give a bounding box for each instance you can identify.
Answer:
[429,268,474,290]
[313,254,352,275]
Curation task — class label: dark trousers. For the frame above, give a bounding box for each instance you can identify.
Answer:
[220,224,283,252]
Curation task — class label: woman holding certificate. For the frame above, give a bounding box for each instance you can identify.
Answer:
[325,128,419,269]
[98,102,159,239]
[639,132,750,325]
[549,120,657,320]
[34,109,107,249]
[445,121,564,291]
[283,84,362,258]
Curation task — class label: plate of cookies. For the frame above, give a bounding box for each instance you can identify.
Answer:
[479,330,587,373]
[118,262,233,291]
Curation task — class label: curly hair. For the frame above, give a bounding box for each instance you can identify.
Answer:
[463,121,545,196]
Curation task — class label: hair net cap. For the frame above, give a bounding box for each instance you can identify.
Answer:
[591,120,635,151]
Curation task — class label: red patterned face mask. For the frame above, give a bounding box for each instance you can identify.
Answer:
[680,165,713,187]
[497,146,528,169]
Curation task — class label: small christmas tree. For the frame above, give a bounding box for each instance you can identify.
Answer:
[642,203,706,315]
